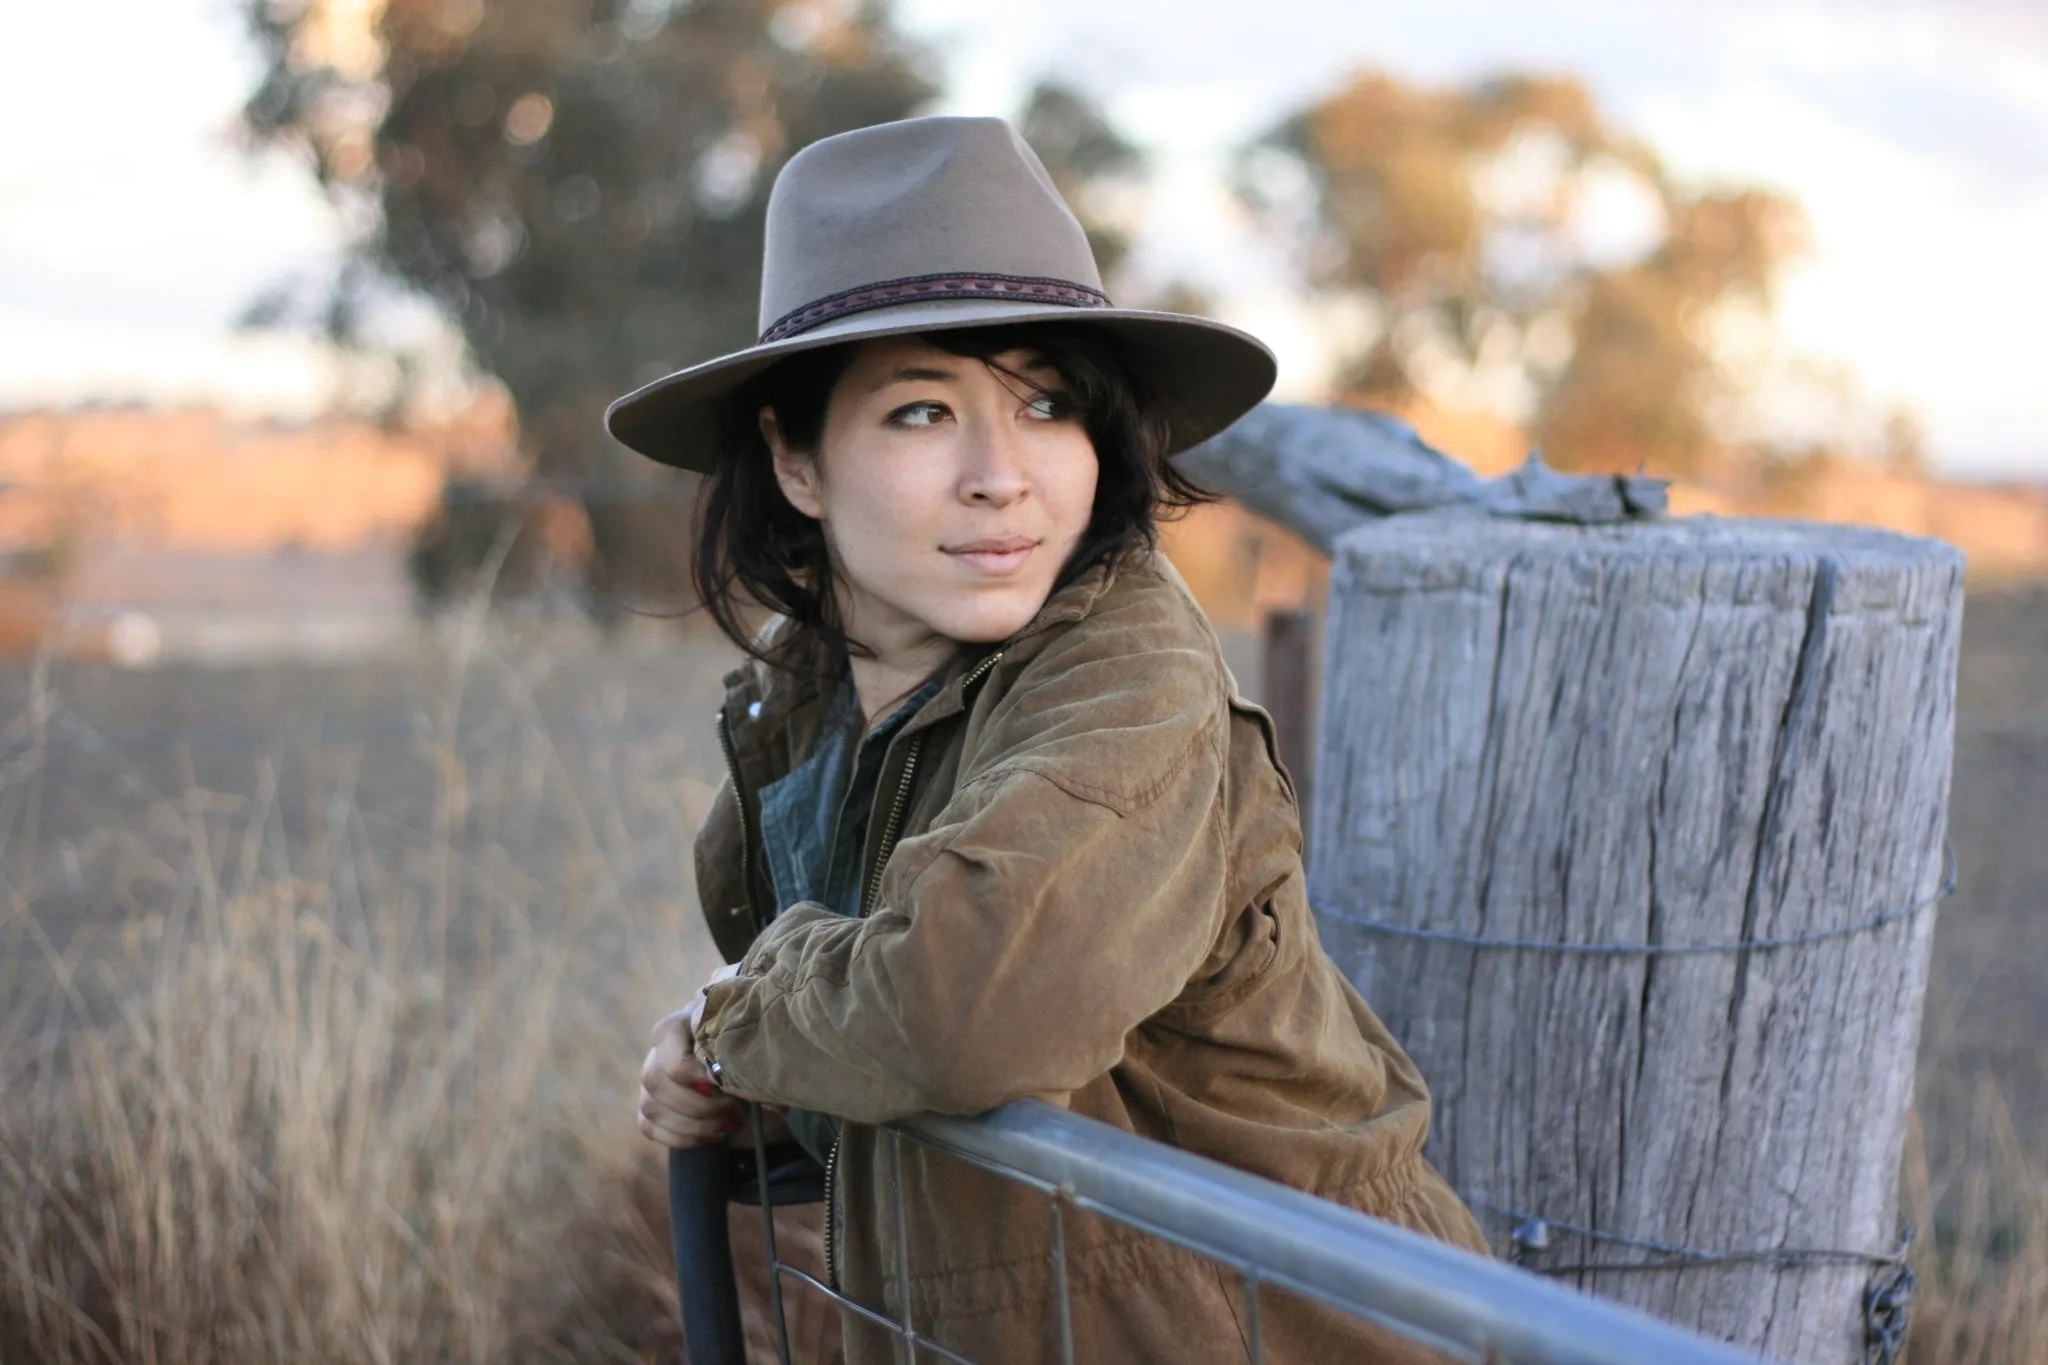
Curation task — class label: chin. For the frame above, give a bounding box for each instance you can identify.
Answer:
[929,585,1054,645]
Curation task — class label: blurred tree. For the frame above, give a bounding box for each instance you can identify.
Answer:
[1018,80,1144,283]
[1240,71,1809,477]
[243,0,935,615]
[1017,80,1220,318]
[1880,406,1928,476]
[1539,188,1807,475]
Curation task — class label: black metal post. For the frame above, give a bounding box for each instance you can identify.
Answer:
[669,1144,746,1363]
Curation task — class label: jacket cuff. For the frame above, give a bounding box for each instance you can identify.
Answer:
[695,901,839,1083]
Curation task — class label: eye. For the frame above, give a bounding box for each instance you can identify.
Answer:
[887,400,950,428]
[1023,391,1073,422]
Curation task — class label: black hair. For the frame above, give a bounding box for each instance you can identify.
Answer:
[691,324,1213,675]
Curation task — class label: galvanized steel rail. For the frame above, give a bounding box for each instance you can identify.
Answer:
[750,1098,1763,1365]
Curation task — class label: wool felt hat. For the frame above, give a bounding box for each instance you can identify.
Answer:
[605,115,1277,471]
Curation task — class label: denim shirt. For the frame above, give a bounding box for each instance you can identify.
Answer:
[754,675,940,1164]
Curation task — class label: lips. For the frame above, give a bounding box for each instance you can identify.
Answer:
[942,535,1040,575]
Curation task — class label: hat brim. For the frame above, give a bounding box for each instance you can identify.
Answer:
[604,296,1278,473]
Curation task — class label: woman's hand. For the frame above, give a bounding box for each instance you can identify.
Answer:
[640,964,788,1149]
[638,1008,740,1149]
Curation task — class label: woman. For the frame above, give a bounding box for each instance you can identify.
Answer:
[622,115,1485,1363]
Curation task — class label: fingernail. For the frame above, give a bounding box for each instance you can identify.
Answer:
[690,1080,717,1096]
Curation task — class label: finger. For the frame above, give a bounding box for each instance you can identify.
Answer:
[642,1074,732,1123]
[638,1096,733,1145]
[640,1079,737,1129]
[660,1044,713,1089]
[640,1111,720,1149]
[639,1104,745,1149]
[642,1039,713,1093]
[650,1023,695,1073]
[648,1008,694,1049]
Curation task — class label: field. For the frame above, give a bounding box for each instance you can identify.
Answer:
[0,615,739,1362]
[0,584,2044,1362]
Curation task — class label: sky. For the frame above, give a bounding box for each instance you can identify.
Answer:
[1,0,2044,477]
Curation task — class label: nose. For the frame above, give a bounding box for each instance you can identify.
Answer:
[957,410,1029,508]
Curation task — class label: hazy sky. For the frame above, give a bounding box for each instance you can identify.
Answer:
[3,0,2044,476]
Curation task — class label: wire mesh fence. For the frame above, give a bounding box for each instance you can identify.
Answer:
[733,1099,1763,1365]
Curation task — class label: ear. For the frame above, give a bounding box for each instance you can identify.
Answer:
[761,407,826,521]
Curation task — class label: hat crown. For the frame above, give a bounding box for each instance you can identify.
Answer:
[758,116,1102,337]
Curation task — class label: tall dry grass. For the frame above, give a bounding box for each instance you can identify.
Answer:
[1904,1089,2048,1364]
[1,623,2045,1363]
[0,628,722,1363]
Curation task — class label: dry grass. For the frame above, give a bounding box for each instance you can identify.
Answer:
[0,630,721,1364]
[1904,1091,2048,1364]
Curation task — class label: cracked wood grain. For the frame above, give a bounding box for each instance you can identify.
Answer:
[1308,516,1964,1363]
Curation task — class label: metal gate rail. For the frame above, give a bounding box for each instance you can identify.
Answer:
[756,1098,1763,1365]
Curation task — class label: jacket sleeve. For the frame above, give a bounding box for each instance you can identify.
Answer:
[694,647,1234,1123]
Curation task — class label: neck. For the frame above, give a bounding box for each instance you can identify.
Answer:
[831,570,959,728]
[847,639,954,730]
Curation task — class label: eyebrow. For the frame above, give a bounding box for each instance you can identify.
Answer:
[866,354,1064,397]
[868,364,958,394]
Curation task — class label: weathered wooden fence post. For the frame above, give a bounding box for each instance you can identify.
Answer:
[1307,517,1963,1364]
[1260,607,1317,825]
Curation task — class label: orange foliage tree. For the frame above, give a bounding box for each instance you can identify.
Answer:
[1241,72,1809,478]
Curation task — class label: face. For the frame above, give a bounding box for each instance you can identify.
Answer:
[757,333,1105,671]
[762,335,1100,669]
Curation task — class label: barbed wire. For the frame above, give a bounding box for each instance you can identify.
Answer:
[1314,840,1955,956]
[1465,1197,1916,1365]
[1466,1196,1910,1273]
[1321,842,1958,1362]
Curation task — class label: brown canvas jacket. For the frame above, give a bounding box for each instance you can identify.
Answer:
[693,547,1487,1364]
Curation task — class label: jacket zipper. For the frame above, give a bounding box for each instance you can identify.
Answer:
[715,706,764,934]
[859,732,927,916]
[824,729,923,1291]
[824,647,1004,1291]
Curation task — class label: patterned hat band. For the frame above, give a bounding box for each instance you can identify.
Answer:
[758,271,1114,345]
